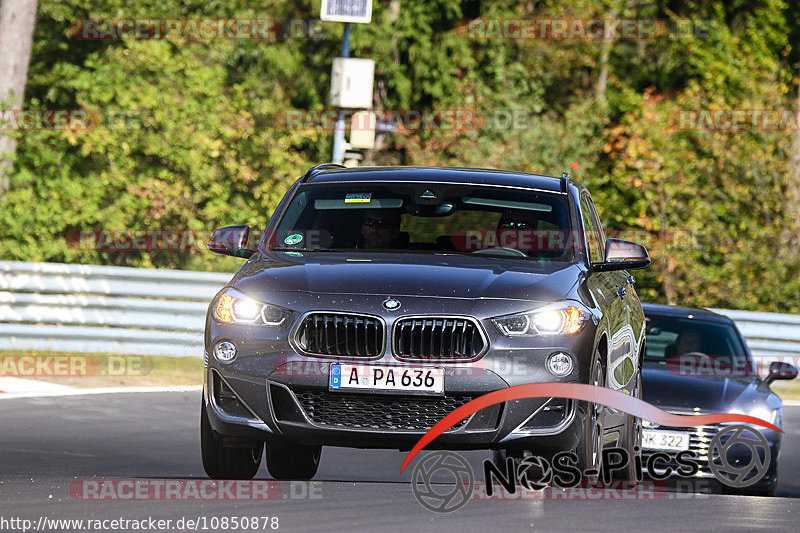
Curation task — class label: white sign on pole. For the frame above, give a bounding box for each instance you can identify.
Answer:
[330,58,375,108]
[320,0,373,24]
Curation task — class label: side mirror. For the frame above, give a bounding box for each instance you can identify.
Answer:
[592,238,651,272]
[764,361,799,386]
[208,225,255,258]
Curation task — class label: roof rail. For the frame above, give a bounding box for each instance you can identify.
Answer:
[560,172,569,193]
[301,163,346,182]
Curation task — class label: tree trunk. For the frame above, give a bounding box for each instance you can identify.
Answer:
[656,176,677,305]
[0,0,39,194]
[594,8,618,103]
[789,75,800,249]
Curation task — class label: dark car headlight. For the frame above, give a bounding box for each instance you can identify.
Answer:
[492,301,591,336]
[213,289,292,326]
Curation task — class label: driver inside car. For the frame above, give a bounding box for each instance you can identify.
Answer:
[360,208,404,249]
[666,329,705,358]
[496,209,540,251]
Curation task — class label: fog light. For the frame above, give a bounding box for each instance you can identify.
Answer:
[547,352,573,376]
[214,341,237,363]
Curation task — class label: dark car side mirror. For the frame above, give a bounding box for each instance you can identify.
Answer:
[208,225,255,258]
[591,238,651,272]
[764,361,799,386]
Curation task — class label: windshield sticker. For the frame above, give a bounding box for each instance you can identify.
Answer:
[345,193,372,203]
[284,234,303,245]
[284,251,303,257]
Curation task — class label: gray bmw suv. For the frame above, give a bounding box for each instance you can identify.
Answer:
[201,165,651,480]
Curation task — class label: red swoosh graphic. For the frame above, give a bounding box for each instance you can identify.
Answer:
[400,383,781,472]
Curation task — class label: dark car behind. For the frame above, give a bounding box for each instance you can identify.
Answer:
[641,304,798,495]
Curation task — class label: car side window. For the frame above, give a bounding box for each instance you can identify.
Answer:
[586,197,606,261]
[580,195,603,262]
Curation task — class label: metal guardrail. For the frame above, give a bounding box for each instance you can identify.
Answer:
[709,308,800,357]
[0,261,798,359]
[0,261,231,357]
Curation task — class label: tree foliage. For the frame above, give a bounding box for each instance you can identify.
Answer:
[1,0,799,312]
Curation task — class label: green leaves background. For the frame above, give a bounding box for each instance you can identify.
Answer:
[2,0,800,312]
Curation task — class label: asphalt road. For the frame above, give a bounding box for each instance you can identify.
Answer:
[1,391,799,532]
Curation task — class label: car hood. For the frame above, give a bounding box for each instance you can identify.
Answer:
[642,362,777,413]
[231,250,581,301]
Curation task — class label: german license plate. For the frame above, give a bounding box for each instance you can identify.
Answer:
[329,363,444,394]
[642,430,690,451]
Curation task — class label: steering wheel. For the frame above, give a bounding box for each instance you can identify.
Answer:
[681,351,713,366]
[471,247,528,257]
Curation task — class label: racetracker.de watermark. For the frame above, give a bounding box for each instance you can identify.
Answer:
[666,354,800,378]
[69,479,321,501]
[0,355,148,378]
[66,229,221,252]
[276,108,532,132]
[456,18,710,40]
[70,18,282,40]
[675,109,800,131]
[0,109,154,131]
[0,109,88,131]
[69,18,337,41]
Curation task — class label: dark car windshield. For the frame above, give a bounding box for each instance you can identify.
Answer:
[267,182,577,261]
[644,315,757,377]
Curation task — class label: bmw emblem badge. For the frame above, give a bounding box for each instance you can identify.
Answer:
[383,298,401,311]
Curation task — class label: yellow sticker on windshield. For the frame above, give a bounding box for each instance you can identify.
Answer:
[345,193,371,203]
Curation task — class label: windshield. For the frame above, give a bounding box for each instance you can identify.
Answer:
[266,182,576,261]
[644,316,757,377]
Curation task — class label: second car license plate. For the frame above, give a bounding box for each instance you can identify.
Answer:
[642,430,690,451]
[329,363,444,394]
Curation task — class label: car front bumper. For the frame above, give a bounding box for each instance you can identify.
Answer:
[204,362,587,453]
[641,422,781,484]
[203,292,600,453]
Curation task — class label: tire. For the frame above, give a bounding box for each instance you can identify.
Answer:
[265,443,322,480]
[576,355,605,485]
[201,402,263,480]
[612,368,642,483]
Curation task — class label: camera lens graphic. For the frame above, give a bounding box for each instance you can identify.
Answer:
[708,424,771,488]
[411,451,474,513]
[517,456,553,491]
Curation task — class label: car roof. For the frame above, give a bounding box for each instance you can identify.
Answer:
[642,303,734,324]
[303,166,567,193]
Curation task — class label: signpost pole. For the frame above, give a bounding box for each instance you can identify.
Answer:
[331,23,352,165]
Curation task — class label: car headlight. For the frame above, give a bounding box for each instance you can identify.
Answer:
[213,289,292,325]
[730,407,778,425]
[492,302,590,336]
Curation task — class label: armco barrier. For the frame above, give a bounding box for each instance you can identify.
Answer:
[0,261,798,359]
[0,261,231,357]
[709,308,800,357]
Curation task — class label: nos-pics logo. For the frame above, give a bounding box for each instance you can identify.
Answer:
[411,424,772,513]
